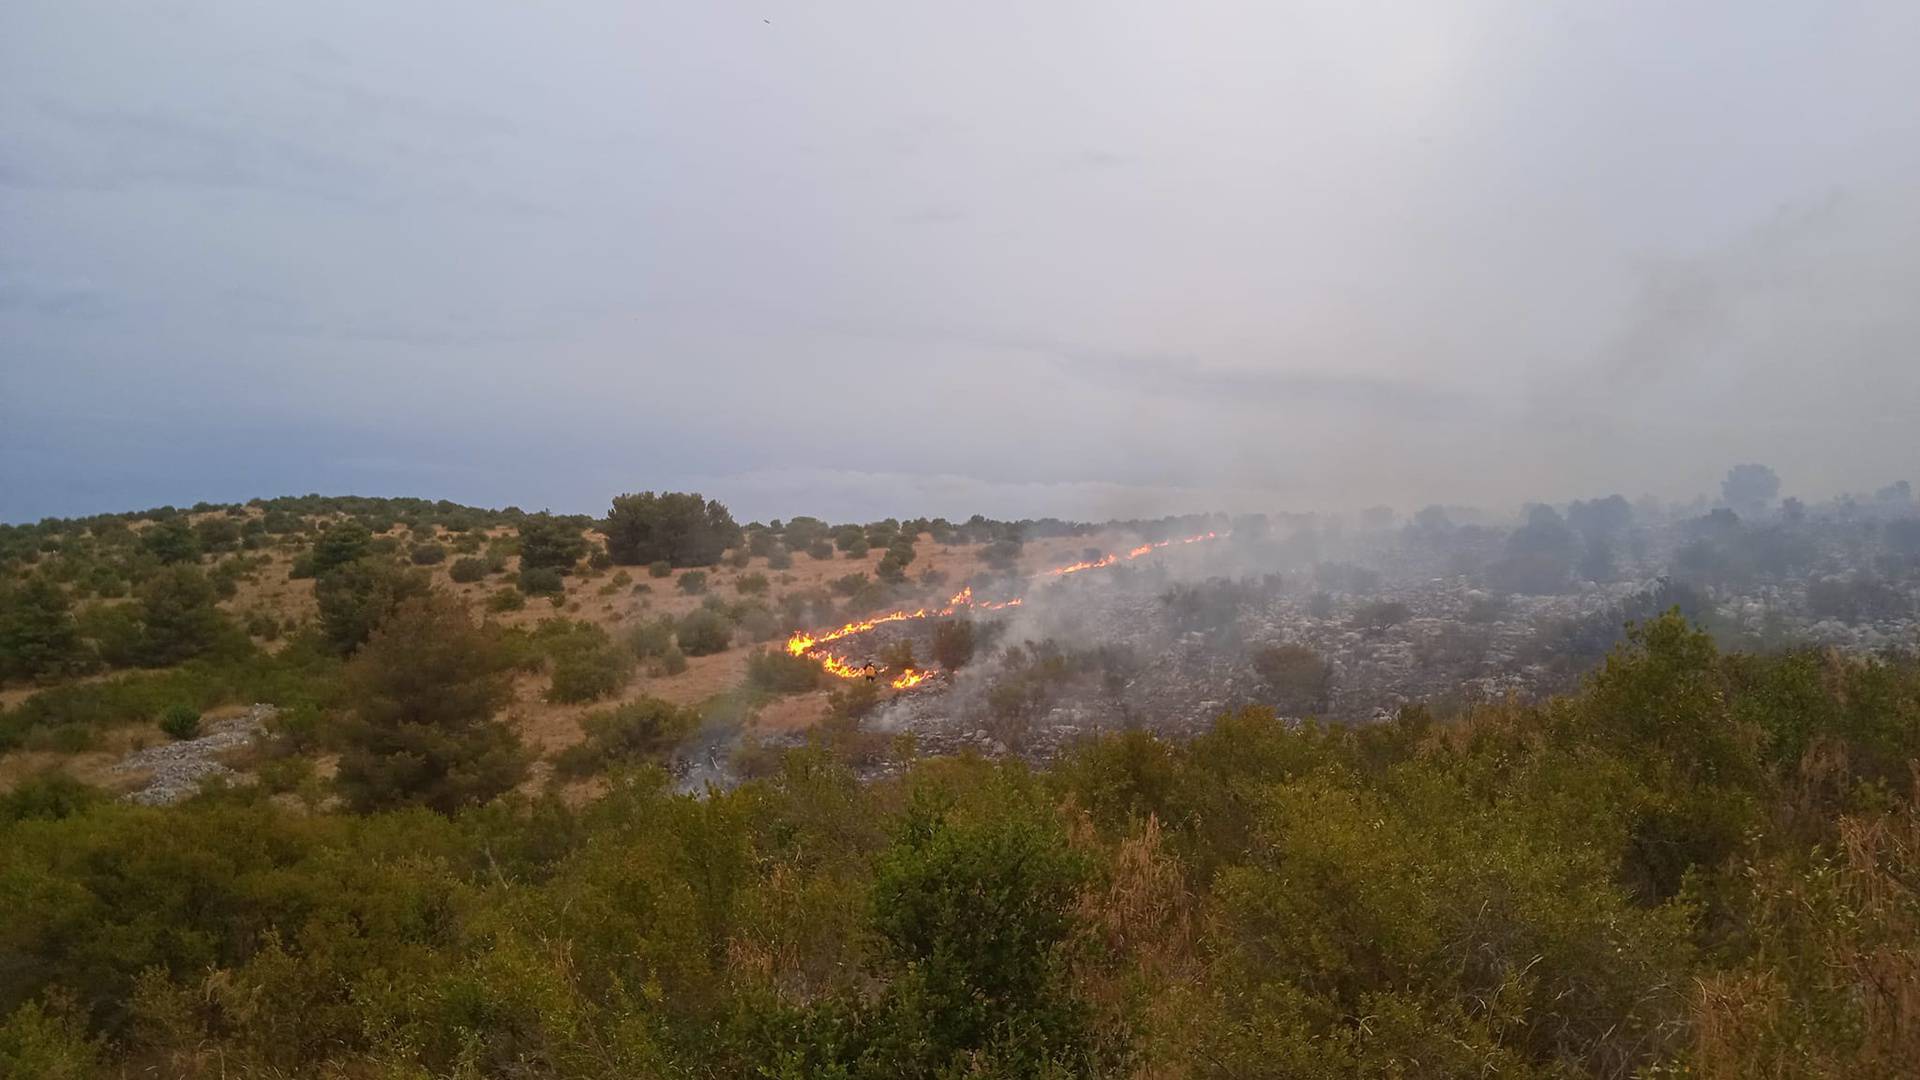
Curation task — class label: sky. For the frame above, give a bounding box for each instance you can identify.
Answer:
[3,1,1918,525]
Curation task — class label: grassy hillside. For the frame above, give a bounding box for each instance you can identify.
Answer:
[3,496,1918,1076]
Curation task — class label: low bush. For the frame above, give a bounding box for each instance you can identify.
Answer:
[932,619,976,670]
[518,566,566,595]
[746,648,823,693]
[553,696,700,777]
[547,641,634,704]
[408,543,446,566]
[625,615,677,658]
[158,703,202,740]
[449,556,488,583]
[0,769,104,822]
[648,560,672,579]
[676,609,732,656]
[677,570,708,595]
[652,645,689,676]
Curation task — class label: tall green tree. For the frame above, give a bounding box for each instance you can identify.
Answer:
[0,578,89,681]
[136,520,200,565]
[602,492,741,568]
[314,558,431,655]
[517,513,588,573]
[334,593,525,813]
[309,519,373,575]
[133,565,231,666]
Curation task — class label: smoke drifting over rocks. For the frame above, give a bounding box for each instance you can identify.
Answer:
[777,487,1920,772]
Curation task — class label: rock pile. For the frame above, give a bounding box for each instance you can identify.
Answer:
[114,704,276,806]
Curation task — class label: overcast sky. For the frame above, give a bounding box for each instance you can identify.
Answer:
[4,2,1917,525]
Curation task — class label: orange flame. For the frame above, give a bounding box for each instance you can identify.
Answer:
[817,653,864,680]
[1047,553,1118,576]
[781,532,1223,684]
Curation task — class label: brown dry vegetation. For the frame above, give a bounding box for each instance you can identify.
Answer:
[2,507,1138,794]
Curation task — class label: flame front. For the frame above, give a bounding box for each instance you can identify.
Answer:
[890,667,932,689]
[780,530,1223,687]
[817,653,864,680]
[1047,553,1118,576]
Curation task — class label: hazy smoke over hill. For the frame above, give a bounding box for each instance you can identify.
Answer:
[5,2,1919,522]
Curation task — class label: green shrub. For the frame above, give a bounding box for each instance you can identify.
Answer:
[766,546,793,571]
[256,755,316,795]
[648,559,673,578]
[0,577,90,681]
[602,491,742,567]
[677,570,708,595]
[588,548,613,572]
[518,566,566,596]
[652,645,689,676]
[449,556,488,583]
[982,538,1022,570]
[194,517,241,553]
[310,520,372,574]
[138,519,201,565]
[486,587,526,612]
[517,513,588,573]
[0,997,105,1078]
[244,611,279,640]
[539,622,635,704]
[553,696,700,777]
[736,606,782,643]
[1,770,104,822]
[314,559,431,655]
[746,649,823,693]
[158,703,202,740]
[735,572,769,595]
[409,543,447,565]
[676,609,731,656]
[135,565,237,666]
[807,539,835,560]
[932,619,976,670]
[334,594,525,813]
[625,615,677,659]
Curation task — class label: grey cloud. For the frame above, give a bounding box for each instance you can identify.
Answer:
[3,0,1917,523]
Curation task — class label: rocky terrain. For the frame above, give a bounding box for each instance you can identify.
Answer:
[113,704,276,805]
[851,513,1920,767]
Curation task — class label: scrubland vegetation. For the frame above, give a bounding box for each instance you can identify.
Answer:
[2,487,1918,1077]
[1,614,1917,1077]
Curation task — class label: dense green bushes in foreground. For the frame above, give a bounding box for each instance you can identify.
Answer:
[2,615,1919,1078]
